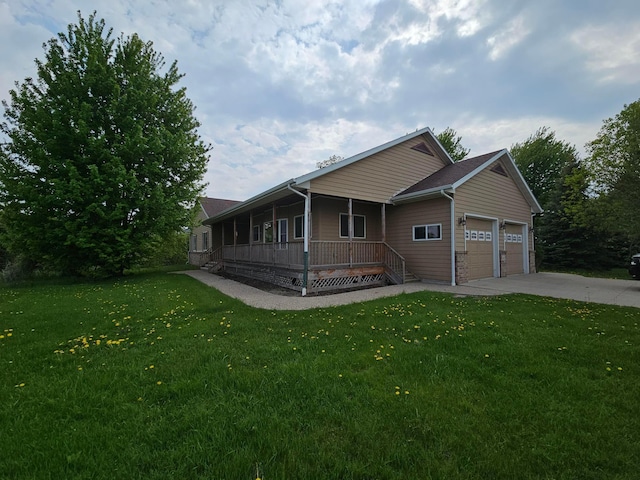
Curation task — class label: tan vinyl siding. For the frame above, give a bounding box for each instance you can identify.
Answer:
[311,196,382,241]
[385,197,451,282]
[309,137,448,203]
[190,209,210,251]
[454,161,532,247]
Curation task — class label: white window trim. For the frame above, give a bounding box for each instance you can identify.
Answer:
[276,218,288,244]
[413,223,442,241]
[252,224,262,242]
[294,215,304,239]
[339,213,366,239]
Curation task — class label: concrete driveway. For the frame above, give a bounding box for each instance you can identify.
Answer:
[463,273,640,308]
[181,270,640,310]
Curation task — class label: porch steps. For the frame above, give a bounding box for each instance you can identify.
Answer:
[403,271,420,283]
[201,261,223,273]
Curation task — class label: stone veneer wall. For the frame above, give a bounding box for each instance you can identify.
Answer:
[455,251,468,285]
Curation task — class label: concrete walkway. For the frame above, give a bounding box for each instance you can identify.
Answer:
[179,270,640,310]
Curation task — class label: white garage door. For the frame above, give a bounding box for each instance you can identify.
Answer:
[466,218,495,280]
[505,224,525,275]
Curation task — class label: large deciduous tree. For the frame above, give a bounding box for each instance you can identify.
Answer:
[0,12,209,276]
[510,128,581,267]
[585,100,640,251]
[510,127,577,211]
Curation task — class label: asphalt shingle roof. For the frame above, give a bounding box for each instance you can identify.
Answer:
[396,150,503,197]
[199,197,241,218]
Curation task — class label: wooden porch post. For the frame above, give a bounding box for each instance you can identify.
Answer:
[272,203,276,264]
[249,210,253,262]
[381,204,386,243]
[233,217,237,261]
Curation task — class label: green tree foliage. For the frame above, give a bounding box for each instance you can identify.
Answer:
[0,12,209,276]
[510,127,577,211]
[536,160,619,269]
[585,100,640,251]
[435,127,469,162]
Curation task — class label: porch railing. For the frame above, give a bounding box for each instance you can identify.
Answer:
[220,241,406,283]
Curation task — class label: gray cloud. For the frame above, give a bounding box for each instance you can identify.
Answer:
[2,0,639,200]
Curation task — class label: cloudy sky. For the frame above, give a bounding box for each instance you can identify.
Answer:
[2,1,640,200]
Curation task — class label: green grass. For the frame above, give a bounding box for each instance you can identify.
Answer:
[1,271,639,479]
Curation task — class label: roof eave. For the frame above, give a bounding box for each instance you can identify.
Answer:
[392,185,454,204]
[203,179,296,224]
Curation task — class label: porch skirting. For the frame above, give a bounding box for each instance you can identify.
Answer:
[223,260,388,294]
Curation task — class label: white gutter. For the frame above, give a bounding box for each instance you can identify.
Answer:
[440,189,456,286]
[287,184,309,296]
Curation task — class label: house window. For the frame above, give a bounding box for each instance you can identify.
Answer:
[252,224,262,242]
[277,218,288,244]
[264,222,273,243]
[339,213,366,239]
[294,215,304,239]
[413,224,442,241]
[202,231,209,250]
[191,234,197,251]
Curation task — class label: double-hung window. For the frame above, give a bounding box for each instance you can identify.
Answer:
[339,213,366,239]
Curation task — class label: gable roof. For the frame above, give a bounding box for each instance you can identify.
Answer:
[204,127,452,224]
[294,126,453,186]
[199,197,241,218]
[393,149,543,213]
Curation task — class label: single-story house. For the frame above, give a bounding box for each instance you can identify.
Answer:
[188,197,240,266]
[193,126,542,295]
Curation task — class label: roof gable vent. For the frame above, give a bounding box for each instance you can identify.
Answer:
[491,163,508,177]
[411,142,434,156]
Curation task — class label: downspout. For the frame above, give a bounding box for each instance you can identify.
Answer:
[440,189,456,286]
[287,184,309,296]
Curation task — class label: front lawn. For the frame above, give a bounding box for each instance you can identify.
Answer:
[1,272,638,479]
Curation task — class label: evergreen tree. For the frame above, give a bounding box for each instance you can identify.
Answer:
[0,12,209,276]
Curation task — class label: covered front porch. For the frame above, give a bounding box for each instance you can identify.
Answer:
[205,240,406,294]
[201,190,408,295]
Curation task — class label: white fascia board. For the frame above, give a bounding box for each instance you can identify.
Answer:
[451,150,506,189]
[293,126,442,186]
[392,185,454,204]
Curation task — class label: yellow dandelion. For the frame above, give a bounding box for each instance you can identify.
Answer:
[156,381,162,385]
